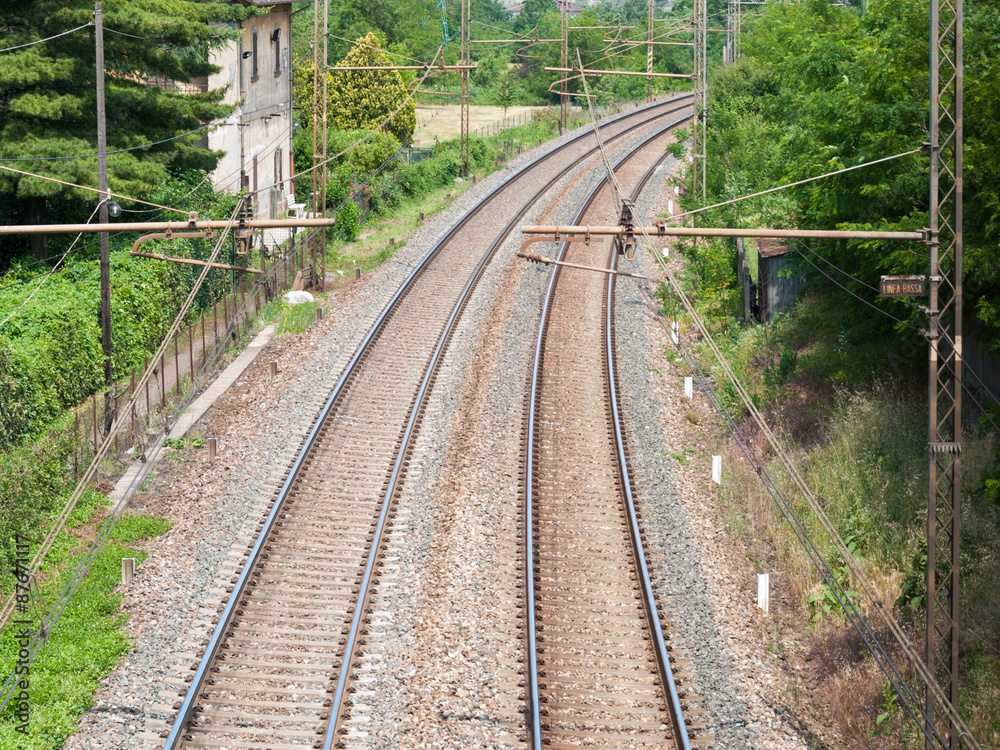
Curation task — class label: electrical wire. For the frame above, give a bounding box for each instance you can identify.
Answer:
[0,163,189,215]
[575,79,980,749]
[0,22,92,53]
[274,46,444,193]
[104,26,148,40]
[671,149,924,221]
[0,199,245,692]
[0,44,314,165]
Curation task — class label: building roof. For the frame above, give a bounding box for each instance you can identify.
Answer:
[755,238,793,259]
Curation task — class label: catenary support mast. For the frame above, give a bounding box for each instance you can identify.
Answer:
[926,0,964,744]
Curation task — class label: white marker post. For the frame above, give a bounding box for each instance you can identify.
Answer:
[711,455,721,484]
[757,573,770,614]
[122,558,135,587]
[684,376,693,399]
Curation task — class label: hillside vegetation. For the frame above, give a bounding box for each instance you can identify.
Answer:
[673,0,1000,745]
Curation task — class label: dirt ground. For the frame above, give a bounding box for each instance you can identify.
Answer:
[413,104,561,144]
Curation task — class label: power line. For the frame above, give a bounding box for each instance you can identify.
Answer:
[0,23,92,53]
[0,163,189,215]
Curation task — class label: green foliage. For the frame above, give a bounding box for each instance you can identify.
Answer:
[495,74,517,116]
[807,536,860,624]
[0,415,79,573]
[275,301,323,339]
[697,0,1000,348]
[0,0,245,265]
[0,513,170,747]
[108,515,173,544]
[328,33,415,144]
[336,199,361,242]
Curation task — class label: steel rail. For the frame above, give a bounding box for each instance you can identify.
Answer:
[164,92,693,750]
[524,116,691,750]
[607,148,693,750]
[320,92,694,750]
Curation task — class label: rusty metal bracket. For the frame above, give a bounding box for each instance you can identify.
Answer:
[130,231,262,274]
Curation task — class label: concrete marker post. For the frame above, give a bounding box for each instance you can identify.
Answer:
[711,455,721,484]
[684,376,693,399]
[757,573,770,614]
[122,558,135,587]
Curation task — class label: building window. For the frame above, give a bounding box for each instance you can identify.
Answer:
[272,27,281,76]
[274,147,283,192]
[251,29,259,81]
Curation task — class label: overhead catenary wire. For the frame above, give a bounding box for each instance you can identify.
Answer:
[268,46,444,193]
[567,80,927,744]
[671,149,924,222]
[573,70,980,749]
[635,226,983,748]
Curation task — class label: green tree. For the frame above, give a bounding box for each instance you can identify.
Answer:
[515,0,558,33]
[495,73,516,116]
[328,32,416,144]
[0,0,244,265]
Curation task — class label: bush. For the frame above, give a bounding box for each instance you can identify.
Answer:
[336,199,361,241]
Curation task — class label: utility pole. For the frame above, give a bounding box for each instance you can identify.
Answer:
[460,0,471,176]
[646,0,654,101]
[699,0,707,200]
[561,1,569,132]
[926,0,963,743]
[734,0,741,63]
[95,2,113,431]
[320,0,329,290]
[311,2,320,283]
[691,0,700,201]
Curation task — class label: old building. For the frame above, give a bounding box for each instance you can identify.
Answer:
[206,1,308,221]
[755,238,806,322]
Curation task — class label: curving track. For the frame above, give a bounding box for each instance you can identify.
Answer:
[163,94,693,750]
[523,119,695,749]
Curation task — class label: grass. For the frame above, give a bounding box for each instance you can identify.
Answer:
[0,511,172,749]
[696,288,1000,746]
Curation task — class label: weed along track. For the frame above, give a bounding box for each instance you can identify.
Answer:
[162,95,692,750]
[523,119,709,749]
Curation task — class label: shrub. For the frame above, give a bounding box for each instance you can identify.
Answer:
[336,199,361,241]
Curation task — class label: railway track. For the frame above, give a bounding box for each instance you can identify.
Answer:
[163,94,693,750]
[523,118,699,749]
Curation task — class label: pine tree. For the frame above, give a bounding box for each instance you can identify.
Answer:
[327,33,416,144]
[0,0,246,262]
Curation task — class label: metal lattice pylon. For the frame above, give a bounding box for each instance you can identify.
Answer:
[926,0,964,744]
[460,0,470,176]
